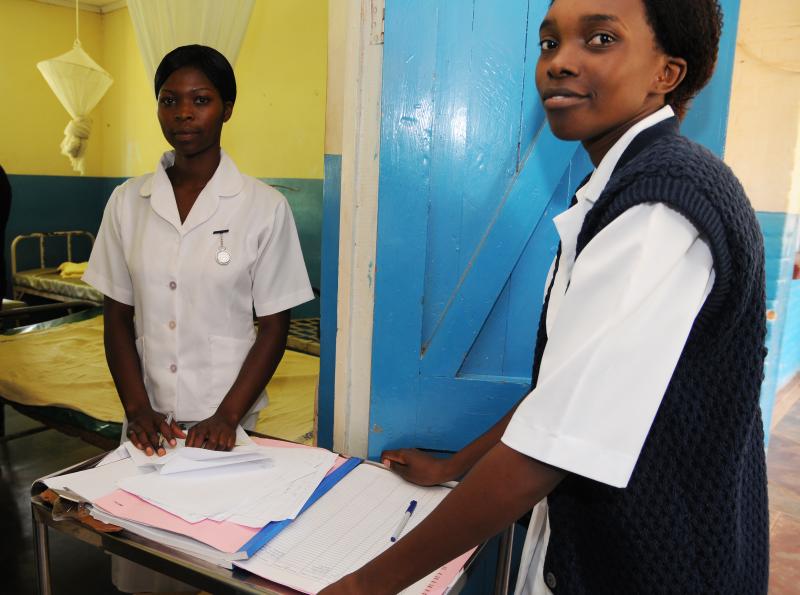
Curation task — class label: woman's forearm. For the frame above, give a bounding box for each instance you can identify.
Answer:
[443,401,524,480]
[103,296,151,416]
[215,310,291,424]
[326,443,565,595]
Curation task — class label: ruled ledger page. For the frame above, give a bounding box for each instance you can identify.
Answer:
[235,463,471,594]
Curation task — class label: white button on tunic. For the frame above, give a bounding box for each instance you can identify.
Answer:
[84,150,314,423]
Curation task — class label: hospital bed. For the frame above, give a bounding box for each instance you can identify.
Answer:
[11,231,103,304]
[0,308,319,450]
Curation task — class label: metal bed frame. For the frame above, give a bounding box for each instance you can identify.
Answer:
[11,230,101,304]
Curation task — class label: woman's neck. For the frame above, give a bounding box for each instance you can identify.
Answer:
[169,146,222,189]
[583,105,666,167]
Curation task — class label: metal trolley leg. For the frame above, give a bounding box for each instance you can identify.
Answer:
[32,506,53,595]
[494,523,515,595]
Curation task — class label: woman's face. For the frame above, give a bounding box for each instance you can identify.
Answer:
[535,0,680,162]
[157,66,233,158]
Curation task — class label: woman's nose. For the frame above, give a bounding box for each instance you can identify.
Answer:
[175,100,193,120]
[547,46,579,79]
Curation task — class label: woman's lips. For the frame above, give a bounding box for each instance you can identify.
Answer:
[542,94,588,109]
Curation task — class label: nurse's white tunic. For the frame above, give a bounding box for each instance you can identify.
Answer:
[85,150,315,423]
[85,150,314,593]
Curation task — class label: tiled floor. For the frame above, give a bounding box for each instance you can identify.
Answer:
[1,378,799,594]
[767,375,800,595]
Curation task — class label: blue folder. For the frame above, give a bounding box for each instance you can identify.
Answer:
[239,456,363,557]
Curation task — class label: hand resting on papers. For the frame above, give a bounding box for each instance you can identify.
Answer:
[126,407,186,457]
[185,411,239,451]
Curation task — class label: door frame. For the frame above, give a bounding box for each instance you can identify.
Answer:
[332,0,384,457]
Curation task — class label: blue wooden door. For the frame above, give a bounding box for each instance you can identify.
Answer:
[367,0,740,459]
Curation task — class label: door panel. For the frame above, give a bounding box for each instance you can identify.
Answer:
[369,0,741,459]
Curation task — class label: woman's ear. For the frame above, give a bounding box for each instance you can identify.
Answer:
[223,101,234,123]
[654,56,688,96]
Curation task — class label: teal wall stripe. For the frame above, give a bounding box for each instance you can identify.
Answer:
[318,154,342,450]
[260,178,322,319]
[778,279,800,389]
[4,173,323,319]
[756,210,799,442]
[4,174,119,295]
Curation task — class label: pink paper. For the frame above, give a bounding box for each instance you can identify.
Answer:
[93,438,347,553]
[249,548,477,595]
[94,490,259,552]
[416,548,476,595]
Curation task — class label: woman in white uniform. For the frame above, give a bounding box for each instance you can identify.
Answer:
[321,0,768,593]
[84,45,314,592]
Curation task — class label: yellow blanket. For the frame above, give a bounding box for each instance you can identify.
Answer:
[57,261,88,279]
[0,316,318,444]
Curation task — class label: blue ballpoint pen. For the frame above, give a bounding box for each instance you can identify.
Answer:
[390,500,418,542]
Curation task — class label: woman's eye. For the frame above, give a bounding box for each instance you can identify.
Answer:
[587,33,615,47]
[195,96,211,104]
[539,38,558,51]
[159,96,175,106]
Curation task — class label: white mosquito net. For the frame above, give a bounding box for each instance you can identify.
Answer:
[127,0,255,82]
[37,40,113,175]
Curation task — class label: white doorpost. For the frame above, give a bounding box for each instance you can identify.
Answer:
[333,0,384,457]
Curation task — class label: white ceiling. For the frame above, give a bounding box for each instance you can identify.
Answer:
[34,0,128,14]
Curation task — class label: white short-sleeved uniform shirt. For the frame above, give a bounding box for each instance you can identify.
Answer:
[84,150,314,423]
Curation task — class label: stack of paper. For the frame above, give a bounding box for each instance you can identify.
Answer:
[118,442,337,527]
[42,436,343,566]
[41,440,474,593]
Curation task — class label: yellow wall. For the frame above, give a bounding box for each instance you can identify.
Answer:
[226,0,326,179]
[98,6,164,178]
[725,0,800,214]
[0,0,327,180]
[325,0,347,155]
[0,0,105,176]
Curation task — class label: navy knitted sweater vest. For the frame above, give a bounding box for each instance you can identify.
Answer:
[532,119,769,594]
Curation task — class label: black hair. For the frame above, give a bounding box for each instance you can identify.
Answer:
[548,0,723,119]
[154,44,237,104]
[639,0,723,119]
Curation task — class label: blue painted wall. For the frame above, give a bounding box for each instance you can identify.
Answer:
[318,154,342,450]
[4,175,116,294]
[261,178,323,319]
[756,211,799,440]
[4,173,323,318]
[778,279,800,389]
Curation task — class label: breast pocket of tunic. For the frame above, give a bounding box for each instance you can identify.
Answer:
[207,334,256,408]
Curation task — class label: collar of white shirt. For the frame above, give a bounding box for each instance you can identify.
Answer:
[576,105,675,206]
[547,105,676,309]
[138,149,244,198]
[138,149,245,234]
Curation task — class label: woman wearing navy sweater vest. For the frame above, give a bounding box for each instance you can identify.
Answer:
[322,0,769,593]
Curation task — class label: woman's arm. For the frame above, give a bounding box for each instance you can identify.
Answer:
[380,401,524,485]
[321,443,565,595]
[104,296,183,454]
[185,309,290,449]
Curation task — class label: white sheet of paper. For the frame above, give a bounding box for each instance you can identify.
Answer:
[96,444,130,467]
[159,448,270,475]
[213,447,339,526]
[43,458,146,502]
[117,447,338,526]
[123,427,263,475]
[234,463,452,593]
